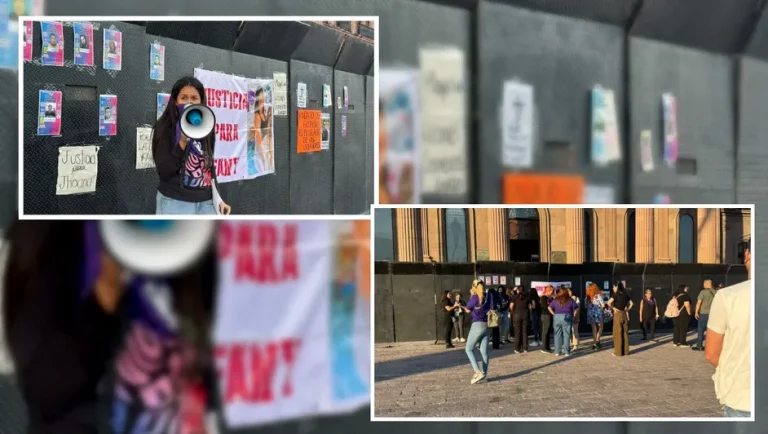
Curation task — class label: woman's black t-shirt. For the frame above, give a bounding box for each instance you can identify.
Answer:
[443,298,454,323]
[677,293,692,317]
[512,293,529,315]
[612,292,631,310]
[154,134,213,203]
[641,298,657,320]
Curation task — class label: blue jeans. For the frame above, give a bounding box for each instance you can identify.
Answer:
[531,311,542,341]
[697,314,709,349]
[553,314,573,355]
[156,191,216,215]
[724,406,750,418]
[501,311,511,341]
[465,322,489,375]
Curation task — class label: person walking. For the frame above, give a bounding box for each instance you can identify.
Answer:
[539,286,554,353]
[639,289,659,342]
[529,287,542,347]
[547,288,579,357]
[510,286,531,353]
[452,293,467,343]
[693,279,716,351]
[671,285,692,347]
[705,242,751,417]
[462,280,495,384]
[442,290,458,349]
[585,283,606,350]
[567,287,581,350]
[607,281,633,357]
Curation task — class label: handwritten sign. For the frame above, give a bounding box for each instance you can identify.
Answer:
[502,173,584,204]
[419,47,467,195]
[57,145,99,195]
[297,82,307,108]
[297,109,321,153]
[135,127,155,169]
[273,72,287,116]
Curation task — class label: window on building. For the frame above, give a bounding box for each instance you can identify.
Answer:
[508,208,540,262]
[374,208,396,261]
[679,212,695,263]
[626,210,636,263]
[444,209,469,262]
[584,210,592,262]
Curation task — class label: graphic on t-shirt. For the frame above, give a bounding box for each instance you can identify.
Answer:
[182,141,212,189]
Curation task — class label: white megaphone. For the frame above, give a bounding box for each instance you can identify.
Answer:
[99,220,217,276]
[179,104,216,140]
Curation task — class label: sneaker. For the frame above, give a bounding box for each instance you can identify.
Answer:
[592,344,597,350]
[452,338,459,342]
[596,341,602,348]
[680,343,689,347]
[554,353,561,357]
[460,338,466,343]
[522,350,528,354]
[514,350,520,354]
[691,346,702,351]
[540,349,549,354]
[470,372,482,385]
[563,353,570,357]
[446,344,455,349]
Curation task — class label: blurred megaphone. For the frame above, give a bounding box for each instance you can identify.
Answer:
[99,220,217,276]
[179,104,216,140]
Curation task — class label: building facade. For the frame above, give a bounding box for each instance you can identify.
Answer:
[374,208,751,265]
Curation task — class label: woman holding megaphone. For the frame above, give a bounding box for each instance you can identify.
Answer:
[2,220,218,433]
[153,76,232,215]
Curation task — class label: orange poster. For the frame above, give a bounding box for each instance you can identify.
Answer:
[297,109,322,153]
[502,173,585,204]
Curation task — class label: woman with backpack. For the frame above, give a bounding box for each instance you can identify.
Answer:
[461,280,495,384]
[668,285,692,347]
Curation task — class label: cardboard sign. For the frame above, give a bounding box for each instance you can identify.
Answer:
[297,109,322,153]
[502,173,585,204]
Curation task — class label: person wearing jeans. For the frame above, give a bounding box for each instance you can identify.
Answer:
[547,288,579,357]
[529,287,542,346]
[694,279,716,351]
[462,280,494,385]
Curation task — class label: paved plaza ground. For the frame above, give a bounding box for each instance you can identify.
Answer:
[374,330,722,418]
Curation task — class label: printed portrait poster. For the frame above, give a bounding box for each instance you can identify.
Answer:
[501,80,534,168]
[156,93,170,119]
[40,21,64,66]
[492,275,499,285]
[103,28,122,70]
[321,112,331,150]
[247,79,276,177]
[56,145,99,195]
[37,90,61,136]
[323,84,331,107]
[380,69,420,205]
[213,221,371,427]
[341,115,347,137]
[73,22,94,66]
[99,95,117,136]
[149,43,165,81]
[23,20,33,62]
[500,276,507,285]
[662,93,679,166]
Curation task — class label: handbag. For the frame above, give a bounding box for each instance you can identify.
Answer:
[486,292,500,327]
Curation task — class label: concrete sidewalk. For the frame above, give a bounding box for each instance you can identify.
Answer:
[374,331,722,418]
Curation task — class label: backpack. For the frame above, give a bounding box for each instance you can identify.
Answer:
[664,295,682,319]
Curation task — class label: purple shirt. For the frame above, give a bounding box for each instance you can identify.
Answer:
[549,298,578,315]
[465,293,492,323]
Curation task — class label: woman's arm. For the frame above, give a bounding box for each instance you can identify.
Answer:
[548,307,555,316]
[607,298,615,309]
[684,301,691,315]
[627,300,634,311]
[639,302,644,318]
[154,133,187,181]
[655,300,659,317]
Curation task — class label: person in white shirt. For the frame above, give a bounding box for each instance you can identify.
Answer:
[705,242,751,417]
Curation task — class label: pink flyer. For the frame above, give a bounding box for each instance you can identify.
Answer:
[37,90,62,136]
[23,21,33,62]
[99,95,117,136]
[103,28,123,71]
[40,21,64,66]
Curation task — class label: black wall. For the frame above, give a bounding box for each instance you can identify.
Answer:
[21,20,374,215]
[374,261,748,343]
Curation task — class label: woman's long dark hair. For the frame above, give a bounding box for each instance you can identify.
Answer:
[614,280,626,294]
[153,76,216,172]
[2,221,216,365]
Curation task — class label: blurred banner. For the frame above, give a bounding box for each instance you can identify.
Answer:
[1,0,45,69]
[531,281,572,297]
[213,220,370,428]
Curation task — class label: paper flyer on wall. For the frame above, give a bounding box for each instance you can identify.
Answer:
[419,47,467,196]
[73,22,94,66]
[149,43,165,81]
[323,84,331,107]
[37,90,62,136]
[40,21,63,66]
[103,28,122,70]
[380,69,421,204]
[341,115,347,137]
[156,93,170,119]
[213,220,371,427]
[135,127,155,169]
[321,112,331,150]
[343,86,349,108]
[272,72,288,116]
[337,96,342,109]
[662,93,678,166]
[501,80,534,168]
[590,86,621,166]
[56,145,99,195]
[640,129,654,172]
[297,82,307,108]
[22,20,33,62]
[99,95,117,136]
[247,79,275,177]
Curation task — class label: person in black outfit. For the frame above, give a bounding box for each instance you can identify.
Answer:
[672,285,692,347]
[539,285,554,353]
[1,220,217,434]
[607,281,633,357]
[498,286,511,344]
[639,288,659,341]
[490,287,503,349]
[529,287,542,346]
[442,290,458,348]
[511,286,531,353]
